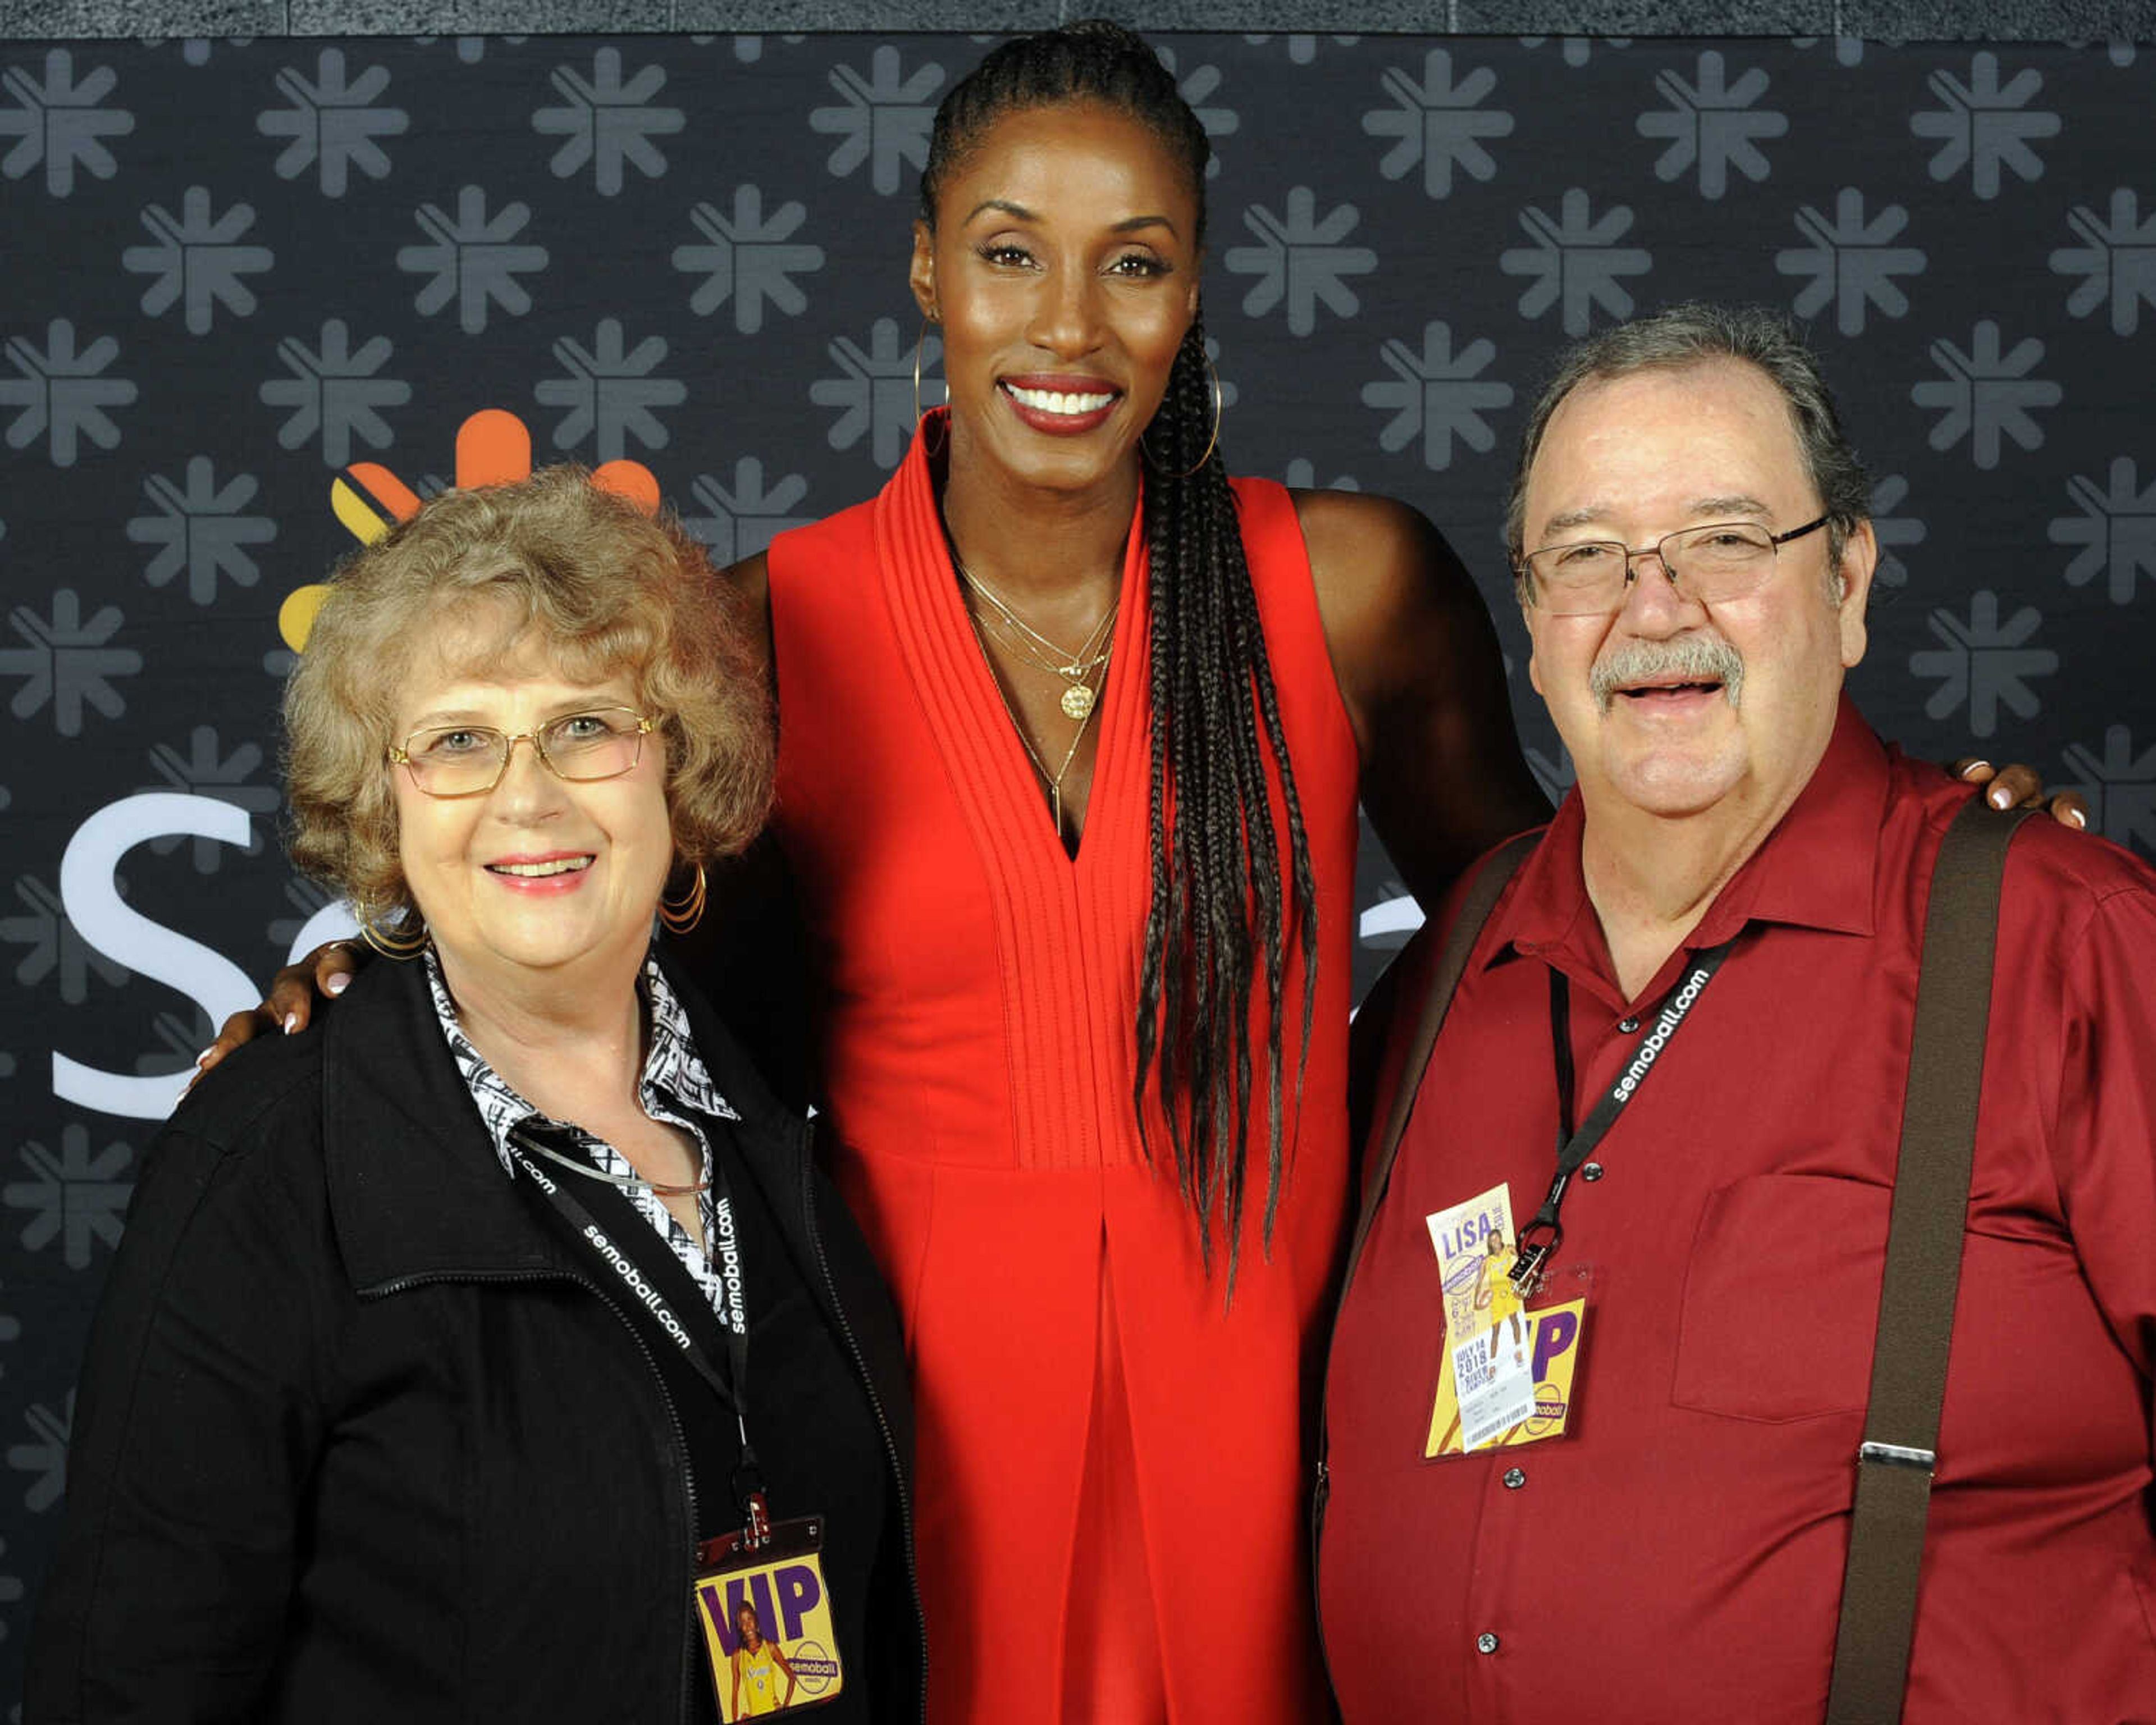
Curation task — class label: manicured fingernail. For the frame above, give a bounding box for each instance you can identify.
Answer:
[194,1047,214,1067]
[326,973,351,996]
[1989,785,2012,807]
[282,1012,300,1035]
[1964,760,1990,776]
[2068,807,2087,828]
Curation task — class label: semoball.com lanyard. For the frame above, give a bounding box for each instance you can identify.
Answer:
[1510,938,1738,1296]
[508,1124,774,1546]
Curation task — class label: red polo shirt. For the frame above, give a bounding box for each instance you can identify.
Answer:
[1319,700,2156,1724]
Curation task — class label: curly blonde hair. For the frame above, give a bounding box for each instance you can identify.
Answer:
[283,467,773,925]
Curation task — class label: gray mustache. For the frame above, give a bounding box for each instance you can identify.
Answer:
[1589,637,1747,713]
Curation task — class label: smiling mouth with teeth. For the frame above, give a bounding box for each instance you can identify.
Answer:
[1003,382,1117,415]
[487,857,593,877]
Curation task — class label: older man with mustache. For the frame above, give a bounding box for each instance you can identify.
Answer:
[1314,304,2156,1724]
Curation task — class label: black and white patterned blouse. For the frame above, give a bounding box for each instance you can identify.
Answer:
[423,947,742,1322]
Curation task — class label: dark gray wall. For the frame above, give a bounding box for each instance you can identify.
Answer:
[2,0,2153,40]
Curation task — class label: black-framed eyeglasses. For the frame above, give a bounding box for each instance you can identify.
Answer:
[389,707,655,798]
[1519,514,1833,617]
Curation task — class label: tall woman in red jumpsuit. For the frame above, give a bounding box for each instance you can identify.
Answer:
[729,26,1544,1722]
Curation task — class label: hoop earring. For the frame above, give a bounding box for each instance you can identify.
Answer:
[1139,355,1224,481]
[912,319,947,454]
[658,861,707,935]
[359,906,428,960]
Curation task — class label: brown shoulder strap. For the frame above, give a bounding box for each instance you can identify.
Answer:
[1825,797,2032,1724]
[1340,831,1540,1299]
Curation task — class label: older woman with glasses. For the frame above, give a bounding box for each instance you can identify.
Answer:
[27,468,921,1725]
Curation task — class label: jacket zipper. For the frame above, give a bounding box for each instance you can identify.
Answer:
[800,1119,930,1725]
[364,1266,702,1725]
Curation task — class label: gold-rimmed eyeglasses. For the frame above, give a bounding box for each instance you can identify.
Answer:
[1520,514,1833,617]
[389,708,655,798]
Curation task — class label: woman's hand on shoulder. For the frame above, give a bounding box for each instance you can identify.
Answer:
[1295,489,1550,906]
[193,941,364,1085]
[1953,757,2089,828]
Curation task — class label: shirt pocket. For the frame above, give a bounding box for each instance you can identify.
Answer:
[1671,1172,1890,1422]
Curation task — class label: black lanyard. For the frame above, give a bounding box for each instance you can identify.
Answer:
[508,1125,775,1546]
[1509,939,1737,1294]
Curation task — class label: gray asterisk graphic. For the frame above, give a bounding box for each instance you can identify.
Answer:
[1524,743,1578,806]
[127,458,277,604]
[4,1128,132,1270]
[257,48,408,197]
[1522,38,1631,68]
[1908,590,2057,736]
[0,590,141,733]
[1362,48,1513,199]
[396,185,548,334]
[808,47,944,197]
[0,874,130,999]
[1243,33,1360,65]
[0,1531,24,1632]
[268,877,345,954]
[1500,189,1652,335]
[1,48,133,196]
[535,319,686,459]
[1637,51,1788,200]
[1362,321,1514,471]
[2051,190,2156,336]
[533,48,683,195]
[1224,188,1377,335]
[2048,458,2156,605]
[1153,48,1238,177]
[0,318,137,465]
[139,726,278,871]
[811,317,929,469]
[8,1392,71,1510]
[1911,321,2061,469]
[672,186,825,335]
[682,459,815,562]
[1775,189,1926,337]
[2062,726,2156,852]
[121,185,273,335]
[1910,53,2060,200]
[1282,458,1359,492]
[259,318,411,466]
[1868,474,1926,590]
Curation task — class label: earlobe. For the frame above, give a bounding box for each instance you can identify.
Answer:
[1835,519,1878,669]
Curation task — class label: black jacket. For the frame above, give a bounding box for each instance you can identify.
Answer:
[26,953,923,1723]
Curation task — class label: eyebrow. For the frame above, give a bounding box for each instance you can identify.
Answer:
[403,696,632,731]
[962,196,1182,238]
[1536,495,1776,539]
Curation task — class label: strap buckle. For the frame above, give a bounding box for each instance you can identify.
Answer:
[1857,1440,1936,1475]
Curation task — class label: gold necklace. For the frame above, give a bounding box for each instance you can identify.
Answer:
[954,555,1117,720]
[953,570,1112,843]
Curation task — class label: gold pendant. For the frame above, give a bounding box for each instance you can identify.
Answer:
[1060,682,1096,720]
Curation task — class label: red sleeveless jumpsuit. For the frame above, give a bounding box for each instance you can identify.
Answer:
[766,433,1359,1723]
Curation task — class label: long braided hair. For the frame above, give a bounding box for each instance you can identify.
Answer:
[921,22,1320,1281]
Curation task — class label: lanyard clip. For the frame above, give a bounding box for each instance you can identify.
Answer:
[1510,1218,1560,1297]
[733,1458,772,1549]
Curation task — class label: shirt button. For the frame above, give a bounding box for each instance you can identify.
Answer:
[1618,1016,1641,1033]
[1477,1632,1500,1655]
[1581,1162,1605,1183]
[1502,1466,1527,1489]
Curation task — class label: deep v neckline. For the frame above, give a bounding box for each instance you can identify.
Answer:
[936,514,1146,866]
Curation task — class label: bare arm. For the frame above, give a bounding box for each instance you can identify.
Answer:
[1296,489,1550,910]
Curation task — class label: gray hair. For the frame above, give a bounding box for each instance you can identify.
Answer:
[1505,303,1872,602]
